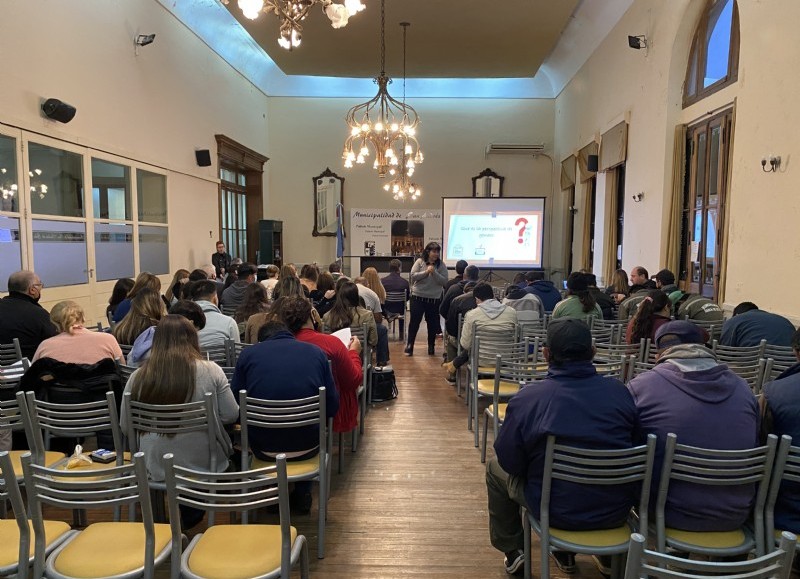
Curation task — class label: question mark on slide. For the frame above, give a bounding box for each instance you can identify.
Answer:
[515,217,529,244]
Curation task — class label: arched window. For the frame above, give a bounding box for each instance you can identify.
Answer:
[683,0,739,107]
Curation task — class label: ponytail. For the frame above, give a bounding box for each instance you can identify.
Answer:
[629,290,670,342]
[577,290,597,314]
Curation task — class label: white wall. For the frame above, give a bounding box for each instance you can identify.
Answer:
[0,0,270,320]
[266,97,557,272]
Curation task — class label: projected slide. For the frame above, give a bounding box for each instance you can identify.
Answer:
[442,197,545,269]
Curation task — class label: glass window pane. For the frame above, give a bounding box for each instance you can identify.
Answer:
[28,142,84,217]
[708,126,721,206]
[704,0,733,88]
[136,170,167,223]
[692,211,702,283]
[95,222,134,282]
[32,219,88,286]
[0,135,19,213]
[695,132,707,208]
[0,216,22,292]
[705,209,717,286]
[238,173,246,187]
[139,225,169,275]
[92,159,131,220]
[220,168,237,183]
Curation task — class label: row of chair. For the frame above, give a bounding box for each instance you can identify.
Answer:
[521,433,800,579]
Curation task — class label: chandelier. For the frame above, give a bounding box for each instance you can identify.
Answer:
[228,0,365,50]
[342,0,423,179]
[382,23,421,201]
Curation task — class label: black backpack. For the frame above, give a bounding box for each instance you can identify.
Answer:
[370,367,398,402]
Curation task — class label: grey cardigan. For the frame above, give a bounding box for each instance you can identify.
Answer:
[409,258,449,299]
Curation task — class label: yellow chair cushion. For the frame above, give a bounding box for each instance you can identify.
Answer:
[549,525,631,548]
[775,529,800,543]
[52,522,171,578]
[665,527,746,549]
[9,450,65,477]
[187,524,298,579]
[485,403,508,421]
[252,456,320,478]
[476,379,519,397]
[0,519,72,567]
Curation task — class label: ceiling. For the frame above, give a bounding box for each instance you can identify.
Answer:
[223,0,581,79]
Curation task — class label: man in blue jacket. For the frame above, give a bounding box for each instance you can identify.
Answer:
[720,302,796,347]
[232,320,339,513]
[486,319,639,575]
[627,321,758,532]
[523,271,562,312]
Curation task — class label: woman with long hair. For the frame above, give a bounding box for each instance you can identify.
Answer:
[310,271,336,316]
[120,314,238,489]
[605,269,630,304]
[626,290,672,344]
[322,281,377,351]
[165,269,190,305]
[405,241,448,356]
[299,263,319,293]
[113,288,166,347]
[112,272,162,323]
[34,300,124,364]
[272,270,306,301]
[107,278,134,323]
[361,267,387,305]
[233,283,269,340]
[551,272,603,320]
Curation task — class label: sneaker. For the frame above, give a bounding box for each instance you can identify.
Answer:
[592,555,612,577]
[445,372,456,383]
[504,550,525,576]
[550,551,576,574]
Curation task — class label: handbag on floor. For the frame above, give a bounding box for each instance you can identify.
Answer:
[371,366,398,402]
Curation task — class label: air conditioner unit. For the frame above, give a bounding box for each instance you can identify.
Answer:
[485,143,546,156]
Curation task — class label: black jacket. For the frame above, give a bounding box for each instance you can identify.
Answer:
[0,293,58,360]
[20,357,122,404]
[445,291,478,338]
[212,252,232,277]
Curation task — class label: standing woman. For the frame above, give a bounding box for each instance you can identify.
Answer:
[405,242,448,356]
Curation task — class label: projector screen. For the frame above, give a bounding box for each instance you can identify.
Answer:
[442,197,545,269]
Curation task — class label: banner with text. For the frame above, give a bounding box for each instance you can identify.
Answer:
[350,209,442,257]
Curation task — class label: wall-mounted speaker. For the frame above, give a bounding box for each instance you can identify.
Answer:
[587,154,599,173]
[195,149,212,167]
[41,98,76,123]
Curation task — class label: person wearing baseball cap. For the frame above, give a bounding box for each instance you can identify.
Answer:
[627,320,758,533]
[486,319,639,575]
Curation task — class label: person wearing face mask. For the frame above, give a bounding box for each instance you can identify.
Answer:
[0,270,57,360]
[405,241,448,357]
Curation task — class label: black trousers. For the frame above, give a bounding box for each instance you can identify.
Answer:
[407,295,441,350]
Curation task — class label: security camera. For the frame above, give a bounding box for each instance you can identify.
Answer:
[628,35,647,50]
[135,34,156,47]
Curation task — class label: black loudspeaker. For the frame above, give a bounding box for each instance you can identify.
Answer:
[587,154,599,173]
[41,98,76,123]
[195,149,212,167]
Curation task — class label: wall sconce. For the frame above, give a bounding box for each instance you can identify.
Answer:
[135,34,156,47]
[632,192,644,203]
[761,155,781,173]
[628,35,647,50]
[568,206,579,215]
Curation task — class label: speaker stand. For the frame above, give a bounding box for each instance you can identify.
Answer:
[481,269,509,284]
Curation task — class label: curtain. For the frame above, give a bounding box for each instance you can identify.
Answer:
[560,155,576,190]
[664,125,687,278]
[602,170,619,287]
[577,142,599,182]
[599,121,628,171]
[580,180,593,271]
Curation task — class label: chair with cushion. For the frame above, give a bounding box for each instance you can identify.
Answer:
[163,452,309,579]
[21,451,173,579]
[239,387,332,559]
[766,435,800,553]
[0,450,72,578]
[0,339,22,367]
[480,353,547,463]
[655,432,778,558]
[624,530,796,579]
[0,391,64,483]
[523,434,657,579]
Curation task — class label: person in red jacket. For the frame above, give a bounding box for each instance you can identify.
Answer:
[278,295,363,434]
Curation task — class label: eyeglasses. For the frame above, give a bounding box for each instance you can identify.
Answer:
[31,282,44,289]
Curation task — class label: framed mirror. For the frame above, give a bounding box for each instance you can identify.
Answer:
[472,168,504,198]
[312,167,344,237]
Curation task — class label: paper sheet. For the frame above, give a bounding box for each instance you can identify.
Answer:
[331,327,351,347]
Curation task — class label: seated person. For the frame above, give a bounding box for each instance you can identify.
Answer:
[668,290,724,322]
[487,319,639,575]
[762,328,800,533]
[523,271,561,312]
[721,302,796,347]
[625,290,672,344]
[323,282,381,364]
[502,284,544,324]
[277,295,363,436]
[551,272,602,320]
[113,288,166,348]
[232,320,339,513]
[221,262,257,310]
[0,270,58,360]
[627,321,758,531]
[618,283,652,321]
[190,280,240,348]
[585,273,616,320]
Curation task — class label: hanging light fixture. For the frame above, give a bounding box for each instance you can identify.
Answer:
[382,22,421,202]
[342,0,423,178]
[224,0,365,50]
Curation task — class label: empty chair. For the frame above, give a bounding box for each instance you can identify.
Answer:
[0,451,72,577]
[0,391,64,481]
[655,433,778,557]
[21,451,173,579]
[766,436,800,553]
[712,338,767,365]
[384,290,407,340]
[163,453,309,579]
[239,387,332,559]
[623,530,796,579]
[522,434,657,579]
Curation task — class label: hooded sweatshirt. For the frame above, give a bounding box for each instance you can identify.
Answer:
[221,280,250,310]
[525,280,562,312]
[627,344,759,531]
[459,299,518,352]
